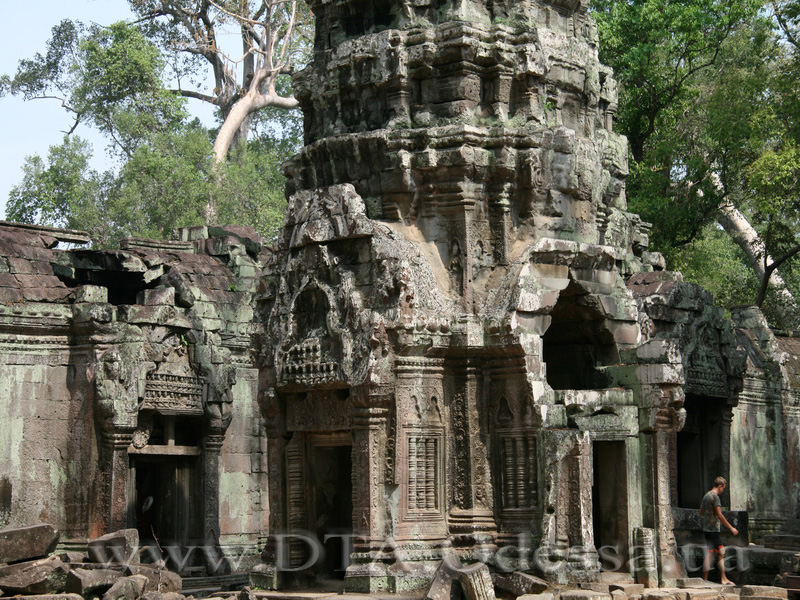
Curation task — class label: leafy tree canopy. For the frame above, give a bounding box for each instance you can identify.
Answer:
[594,0,800,326]
[2,3,309,246]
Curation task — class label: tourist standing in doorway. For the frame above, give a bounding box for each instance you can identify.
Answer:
[700,476,739,585]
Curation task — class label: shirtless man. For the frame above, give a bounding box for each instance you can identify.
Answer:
[700,476,739,585]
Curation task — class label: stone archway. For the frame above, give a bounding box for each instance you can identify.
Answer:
[542,281,620,390]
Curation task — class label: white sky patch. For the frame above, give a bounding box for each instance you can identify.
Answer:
[0,0,222,220]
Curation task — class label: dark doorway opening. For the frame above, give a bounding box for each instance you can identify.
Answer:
[676,395,727,509]
[543,282,619,390]
[309,435,353,584]
[132,456,202,572]
[593,440,629,572]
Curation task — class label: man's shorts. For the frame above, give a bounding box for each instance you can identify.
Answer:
[704,531,724,551]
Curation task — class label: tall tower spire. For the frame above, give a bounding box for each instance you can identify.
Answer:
[286,0,645,301]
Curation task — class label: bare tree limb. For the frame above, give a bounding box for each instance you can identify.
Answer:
[772,0,800,49]
[717,201,799,312]
[170,88,219,104]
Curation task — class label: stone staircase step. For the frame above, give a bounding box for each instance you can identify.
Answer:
[740,587,788,599]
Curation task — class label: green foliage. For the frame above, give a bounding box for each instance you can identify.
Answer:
[216,143,289,240]
[622,18,779,252]
[3,12,303,245]
[595,0,800,320]
[748,144,800,220]
[593,0,761,161]
[110,123,212,240]
[7,123,290,247]
[7,137,111,242]
[670,226,760,309]
[1,20,185,151]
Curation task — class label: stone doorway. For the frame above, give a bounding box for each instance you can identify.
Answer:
[131,455,202,570]
[284,430,354,586]
[592,440,629,573]
[676,396,728,509]
[308,433,353,582]
[128,414,205,573]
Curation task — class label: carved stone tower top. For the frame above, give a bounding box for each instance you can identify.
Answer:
[287,0,650,293]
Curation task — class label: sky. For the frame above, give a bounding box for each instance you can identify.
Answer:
[0,1,135,218]
[0,0,218,220]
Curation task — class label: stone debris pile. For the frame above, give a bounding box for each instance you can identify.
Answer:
[203,567,792,600]
[0,524,186,600]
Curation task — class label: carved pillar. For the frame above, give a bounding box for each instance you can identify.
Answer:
[537,430,597,583]
[448,361,497,547]
[634,527,659,587]
[492,72,513,121]
[203,431,229,574]
[254,397,287,590]
[264,429,286,546]
[651,407,686,583]
[720,406,734,498]
[351,408,389,547]
[100,429,134,534]
[565,433,599,581]
[345,385,391,593]
[537,430,570,584]
[491,187,512,266]
[668,432,679,506]
[285,433,307,569]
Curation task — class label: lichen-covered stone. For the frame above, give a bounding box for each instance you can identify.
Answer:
[101,575,149,600]
[65,568,122,595]
[87,529,139,565]
[0,556,69,595]
[0,524,59,564]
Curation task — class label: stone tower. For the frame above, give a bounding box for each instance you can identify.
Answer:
[286,0,650,288]
[256,0,741,592]
[0,0,789,589]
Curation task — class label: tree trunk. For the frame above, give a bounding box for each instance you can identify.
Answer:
[212,94,260,166]
[212,90,299,164]
[716,201,798,313]
[205,88,299,222]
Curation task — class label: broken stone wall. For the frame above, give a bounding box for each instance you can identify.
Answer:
[0,225,98,542]
[0,222,267,569]
[730,308,800,539]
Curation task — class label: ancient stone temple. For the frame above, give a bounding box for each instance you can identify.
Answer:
[0,223,267,573]
[256,0,743,591]
[4,0,800,595]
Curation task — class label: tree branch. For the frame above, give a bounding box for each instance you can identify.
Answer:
[717,201,799,311]
[170,88,219,104]
[772,0,800,49]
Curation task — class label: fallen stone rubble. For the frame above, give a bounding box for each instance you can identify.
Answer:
[0,525,793,600]
[0,525,186,600]
[204,581,791,600]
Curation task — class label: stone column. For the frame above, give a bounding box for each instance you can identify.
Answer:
[537,430,597,584]
[565,433,599,582]
[720,406,733,498]
[100,429,134,534]
[448,360,497,550]
[345,385,391,593]
[252,427,287,590]
[491,188,512,266]
[651,412,685,583]
[250,385,287,590]
[203,431,229,574]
